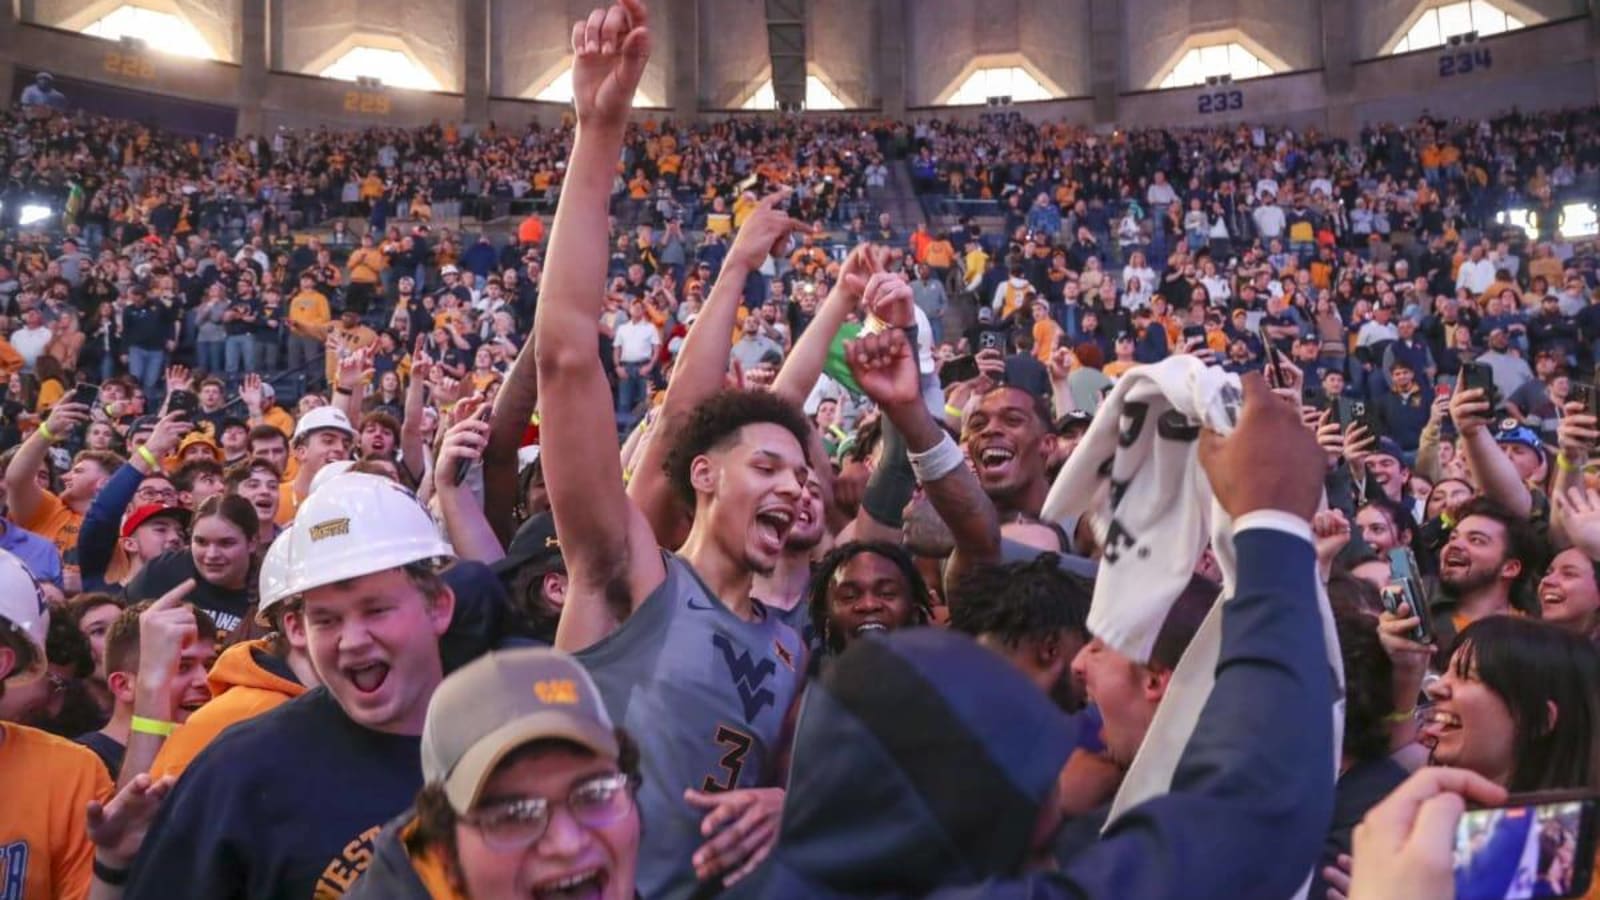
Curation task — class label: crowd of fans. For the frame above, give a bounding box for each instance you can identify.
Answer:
[3,1,1600,897]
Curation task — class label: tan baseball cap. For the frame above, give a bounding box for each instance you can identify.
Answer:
[421,647,619,814]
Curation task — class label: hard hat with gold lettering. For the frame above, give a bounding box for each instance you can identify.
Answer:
[284,472,453,595]
[0,550,48,680]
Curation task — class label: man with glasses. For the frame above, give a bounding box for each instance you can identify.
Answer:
[347,647,641,899]
[77,412,191,592]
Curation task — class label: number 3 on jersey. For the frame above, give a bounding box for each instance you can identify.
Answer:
[702,724,755,793]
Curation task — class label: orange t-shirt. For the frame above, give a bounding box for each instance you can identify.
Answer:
[20,490,82,560]
[0,723,112,899]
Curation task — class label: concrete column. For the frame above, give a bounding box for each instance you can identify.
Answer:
[1088,0,1120,125]
[670,0,699,116]
[462,0,489,124]
[237,0,268,136]
[1321,0,1357,137]
[0,0,21,103]
[877,0,906,115]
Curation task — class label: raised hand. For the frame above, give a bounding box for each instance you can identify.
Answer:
[1554,486,1600,559]
[142,411,193,462]
[1447,384,1492,438]
[1200,372,1323,522]
[164,364,192,394]
[836,242,888,300]
[863,271,915,329]
[335,344,374,392]
[570,0,651,130]
[42,401,91,440]
[239,373,263,411]
[435,404,490,492]
[135,580,199,722]
[1558,400,1597,469]
[1345,768,1507,900]
[726,189,807,272]
[1312,508,1352,572]
[845,329,922,413]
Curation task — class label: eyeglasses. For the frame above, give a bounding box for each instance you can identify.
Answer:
[460,772,635,852]
[135,487,179,503]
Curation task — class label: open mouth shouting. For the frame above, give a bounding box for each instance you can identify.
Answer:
[753,506,795,556]
[531,866,608,900]
[344,660,391,695]
[973,442,1018,481]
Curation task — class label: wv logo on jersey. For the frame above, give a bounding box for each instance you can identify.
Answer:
[713,634,775,720]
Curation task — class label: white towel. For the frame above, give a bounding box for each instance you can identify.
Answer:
[1041,356,1343,897]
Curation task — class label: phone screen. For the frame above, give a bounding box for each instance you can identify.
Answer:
[939,355,981,389]
[1454,797,1596,900]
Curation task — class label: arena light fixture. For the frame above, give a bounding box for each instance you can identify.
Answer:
[1495,207,1533,232]
[18,205,52,226]
[1561,203,1599,240]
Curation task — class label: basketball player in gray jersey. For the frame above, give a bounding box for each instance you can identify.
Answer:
[534,4,810,896]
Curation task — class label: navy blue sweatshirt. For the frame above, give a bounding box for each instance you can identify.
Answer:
[123,688,422,900]
[737,526,1334,899]
[935,527,1335,899]
[77,459,143,591]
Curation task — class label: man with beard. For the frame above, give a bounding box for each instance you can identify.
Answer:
[1428,497,1543,654]
[949,555,1120,818]
[964,385,1091,554]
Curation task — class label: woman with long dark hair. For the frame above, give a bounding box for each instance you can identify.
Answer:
[1420,617,1600,792]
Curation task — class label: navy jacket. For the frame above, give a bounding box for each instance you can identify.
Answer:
[735,527,1334,899]
[78,459,143,591]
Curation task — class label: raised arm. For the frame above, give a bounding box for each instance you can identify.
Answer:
[627,191,806,549]
[484,328,540,546]
[399,343,431,486]
[1450,384,1532,518]
[7,401,89,526]
[845,276,1000,592]
[533,0,665,653]
[433,399,506,564]
[770,243,877,407]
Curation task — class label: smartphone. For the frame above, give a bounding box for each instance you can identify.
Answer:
[1461,362,1500,408]
[1453,792,1598,900]
[939,354,981,388]
[69,382,99,409]
[1381,547,1434,645]
[1182,324,1206,343]
[1257,324,1285,388]
[167,389,198,418]
[452,404,492,487]
[1573,381,1599,418]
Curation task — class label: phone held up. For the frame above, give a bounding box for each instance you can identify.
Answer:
[1452,791,1598,900]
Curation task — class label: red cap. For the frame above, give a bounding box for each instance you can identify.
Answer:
[121,504,190,540]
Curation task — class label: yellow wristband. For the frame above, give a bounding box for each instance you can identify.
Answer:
[130,715,176,737]
[36,421,55,443]
[944,404,962,419]
[1558,453,1579,473]
[136,445,159,469]
[1385,708,1416,725]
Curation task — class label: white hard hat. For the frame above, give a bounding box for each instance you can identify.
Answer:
[308,459,356,496]
[256,531,294,625]
[285,473,454,596]
[292,406,355,445]
[0,550,48,678]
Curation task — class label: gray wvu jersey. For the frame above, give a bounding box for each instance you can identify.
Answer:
[579,553,803,900]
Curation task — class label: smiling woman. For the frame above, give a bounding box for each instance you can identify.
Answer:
[1421,616,1600,793]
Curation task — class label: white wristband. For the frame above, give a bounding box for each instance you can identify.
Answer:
[908,432,965,484]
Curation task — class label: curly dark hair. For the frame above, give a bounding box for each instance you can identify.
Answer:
[662,389,812,508]
[807,541,931,656]
[947,554,1092,648]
